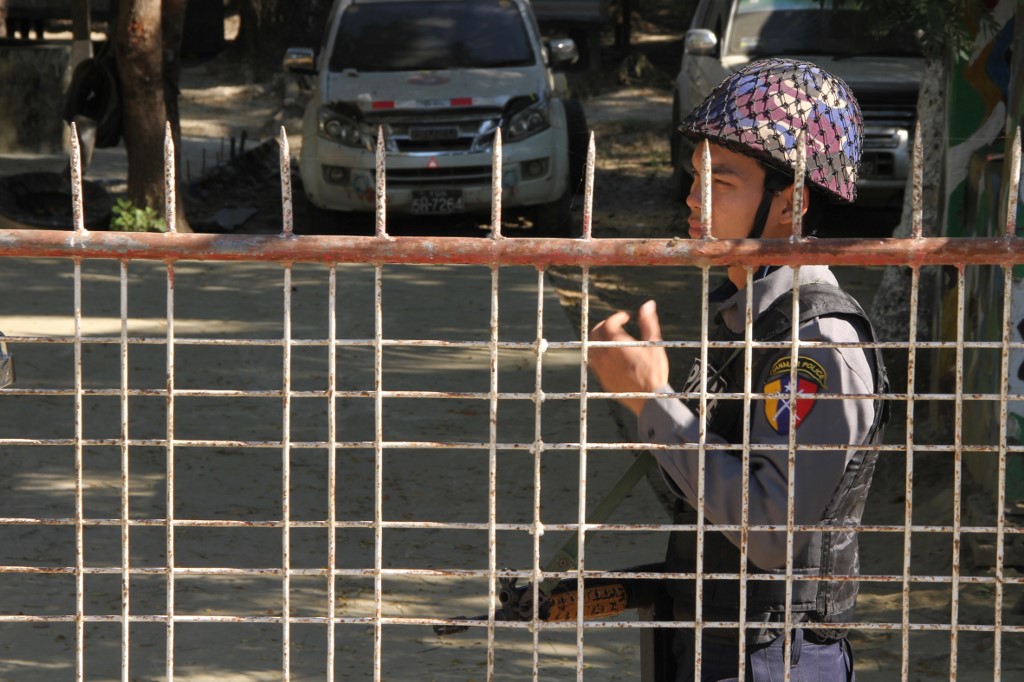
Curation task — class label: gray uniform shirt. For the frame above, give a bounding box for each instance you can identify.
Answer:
[639,265,878,570]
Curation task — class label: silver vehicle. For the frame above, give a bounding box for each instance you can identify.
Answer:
[670,0,924,206]
[285,0,587,232]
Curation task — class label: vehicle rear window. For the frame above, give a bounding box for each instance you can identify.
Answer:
[729,0,921,58]
[329,1,536,72]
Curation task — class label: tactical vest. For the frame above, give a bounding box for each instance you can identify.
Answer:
[664,283,889,644]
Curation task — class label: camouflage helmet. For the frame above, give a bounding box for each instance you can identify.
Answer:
[680,57,863,203]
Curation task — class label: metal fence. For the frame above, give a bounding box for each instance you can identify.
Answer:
[0,124,1022,681]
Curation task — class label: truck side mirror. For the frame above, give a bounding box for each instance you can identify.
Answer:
[0,333,13,389]
[283,47,317,74]
[684,29,718,57]
[546,37,579,68]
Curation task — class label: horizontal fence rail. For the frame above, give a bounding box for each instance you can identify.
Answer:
[0,122,1021,682]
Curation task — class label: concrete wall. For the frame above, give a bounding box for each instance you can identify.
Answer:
[0,42,70,154]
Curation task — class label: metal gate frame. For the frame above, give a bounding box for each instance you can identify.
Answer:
[0,124,1022,681]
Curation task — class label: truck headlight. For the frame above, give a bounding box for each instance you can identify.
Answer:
[318,106,371,149]
[504,97,550,141]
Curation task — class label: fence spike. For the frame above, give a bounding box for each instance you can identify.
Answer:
[69,121,87,233]
[279,127,293,238]
[375,125,387,239]
[1007,126,1021,239]
[583,131,595,240]
[701,139,712,239]
[164,122,177,234]
[912,122,923,239]
[792,131,806,240]
[491,128,503,239]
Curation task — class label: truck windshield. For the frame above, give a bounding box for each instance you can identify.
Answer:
[329,1,536,72]
[728,0,921,58]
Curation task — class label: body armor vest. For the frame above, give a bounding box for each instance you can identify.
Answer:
[664,283,889,643]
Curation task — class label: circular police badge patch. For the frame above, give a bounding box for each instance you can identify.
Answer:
[762,356,827,435]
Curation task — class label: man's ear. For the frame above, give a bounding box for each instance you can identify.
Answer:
[778,185,811,223]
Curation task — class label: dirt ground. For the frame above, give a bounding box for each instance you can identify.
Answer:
[2,8,1024,681]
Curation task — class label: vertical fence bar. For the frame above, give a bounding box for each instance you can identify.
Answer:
[694,264,711,680]
[120,260,131,682]
[902,264,920,682]
[74,257,85,682]
[737,267,755,679]
[911,123,923,239]
[781,134,809,679]
[327,266,337,679]
[165,124,177,234]
[373,265,384,681]
[165,262,176,682]
[531,267,547,681]
[582,133,595,240]
[70,122,86,234]
[950,267,966,678]
[790,133,805,240]
[901,124,924,679]
[280,128,294,238]
[487,265,500,681]
[701,140,712,239]
[994,126,1020,681]
[281,265,293,680]
[783,269,802,680]
[491,129,503,239]
[576,264,591,681]
[375,128,387,239]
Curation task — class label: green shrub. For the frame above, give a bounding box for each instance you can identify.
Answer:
[110,198,167,233]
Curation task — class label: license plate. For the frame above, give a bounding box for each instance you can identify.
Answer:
[411,190,464,215]
[409,126,459,141]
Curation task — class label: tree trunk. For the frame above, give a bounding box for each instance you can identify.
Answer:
[115,0,166,211]
[0,0,7,39]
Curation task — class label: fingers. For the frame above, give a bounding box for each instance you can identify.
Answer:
[590,310,632,342]
[637,300,662,342]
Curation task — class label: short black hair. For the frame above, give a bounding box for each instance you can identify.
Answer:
[763,164,827,236]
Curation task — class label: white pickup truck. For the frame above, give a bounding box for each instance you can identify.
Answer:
[285,0,588,234]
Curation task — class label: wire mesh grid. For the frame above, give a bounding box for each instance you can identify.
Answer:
[0,126,1022,680]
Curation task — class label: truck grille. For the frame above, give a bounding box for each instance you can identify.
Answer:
[367,109,501,153]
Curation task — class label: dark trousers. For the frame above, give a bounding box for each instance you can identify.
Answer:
[672,628,855,682]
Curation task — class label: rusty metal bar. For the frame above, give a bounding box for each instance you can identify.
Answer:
[165,262,176,681]
[950,267,966,678]
[582,132,595,240]
[902,263,921,682]
[373,264,384,682]
[74,258,84,681]
[375,127,387,239]
[530,267,547,680]
[281,264,293,680]
[119,260,130,682]
[280,127,294,238]
[576,265,592,680]
[737,267,755,680]
[491,129,502,238]
[165,124,177,234]
[4,230,1023,267]
[326,266,337,678]
[487,263,500,682]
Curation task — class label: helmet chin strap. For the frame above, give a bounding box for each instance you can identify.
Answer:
[747,186,777,240]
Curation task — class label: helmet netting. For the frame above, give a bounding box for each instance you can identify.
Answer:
[680,58,863,203]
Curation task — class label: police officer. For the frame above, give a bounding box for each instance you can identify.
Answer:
[589,58,888,681]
